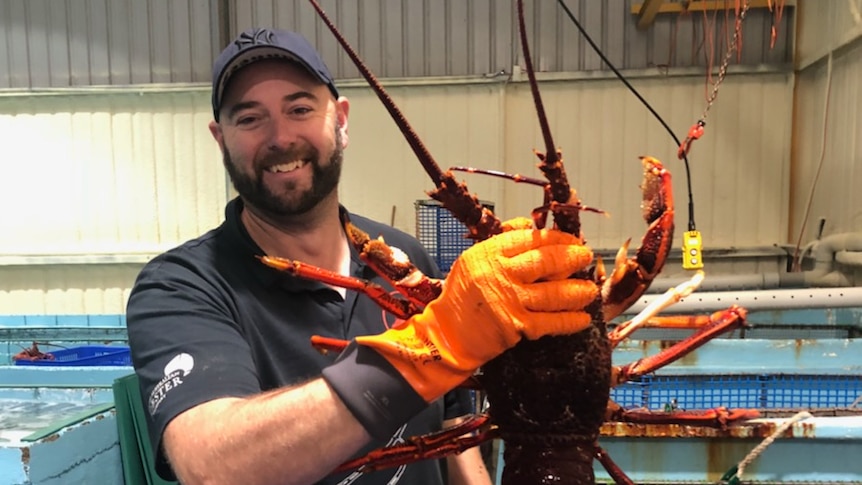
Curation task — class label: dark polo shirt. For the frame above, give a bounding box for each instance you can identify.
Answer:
[127,197,471,484]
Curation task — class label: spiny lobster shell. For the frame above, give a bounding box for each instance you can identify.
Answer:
[481,295,611,484]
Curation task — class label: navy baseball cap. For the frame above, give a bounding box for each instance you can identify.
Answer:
[211,27,340,121]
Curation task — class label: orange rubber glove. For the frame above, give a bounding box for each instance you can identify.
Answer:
[356,226,598,403]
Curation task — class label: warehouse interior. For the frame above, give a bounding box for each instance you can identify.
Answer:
[0,0,861,484]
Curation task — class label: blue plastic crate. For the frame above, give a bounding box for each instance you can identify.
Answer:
[14,345,131,366]
[415,199,494,273]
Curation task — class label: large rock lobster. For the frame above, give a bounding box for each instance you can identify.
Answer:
[260,1,756,483]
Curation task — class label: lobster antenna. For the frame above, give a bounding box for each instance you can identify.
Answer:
[307,0,444,187]
[516,0,556,163]
[516,0,580,236]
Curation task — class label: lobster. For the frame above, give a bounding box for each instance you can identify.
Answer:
[12,342,55,362]
[260,1,757,483]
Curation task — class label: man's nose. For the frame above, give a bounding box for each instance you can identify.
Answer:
[267,116,299,150]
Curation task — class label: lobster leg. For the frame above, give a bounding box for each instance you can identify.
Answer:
[608,270,705,347]
[259,256,418,320]
[341,213,442,308]
[609,405,760,429]
[595,446,636,485]
[602,156,675,321]
[612,305,748,385]
[604,305,758,430]
[332,415,498,474]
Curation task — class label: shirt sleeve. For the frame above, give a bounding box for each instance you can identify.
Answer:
[126,253,261,479]
[443,387,476,420]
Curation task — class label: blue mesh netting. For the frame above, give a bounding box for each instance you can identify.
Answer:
[611,374,862,409]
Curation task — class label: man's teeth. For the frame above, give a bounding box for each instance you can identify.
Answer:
[269,160,306,173]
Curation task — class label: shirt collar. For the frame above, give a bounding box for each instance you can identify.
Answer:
[223,198,368,291]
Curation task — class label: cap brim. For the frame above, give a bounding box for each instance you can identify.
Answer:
[213,46,330,117]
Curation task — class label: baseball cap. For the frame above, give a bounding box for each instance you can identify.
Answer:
[211,27,340,121]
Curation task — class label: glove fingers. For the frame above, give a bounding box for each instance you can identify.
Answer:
[500,217,534,232]
[518,310,594,340]
[519,279,599,312]
[502,244,594,282]
[494,228,583,259]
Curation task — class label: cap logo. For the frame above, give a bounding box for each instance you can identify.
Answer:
[235,28,276,50]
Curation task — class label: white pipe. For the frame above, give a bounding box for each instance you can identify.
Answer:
[647,232,862,293]
[802,232,862,286]
[836,250,862,266]
[625,286,862,314]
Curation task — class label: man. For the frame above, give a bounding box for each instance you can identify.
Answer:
[127,27,594,485]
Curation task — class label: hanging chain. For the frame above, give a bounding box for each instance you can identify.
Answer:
[701,0,752,121]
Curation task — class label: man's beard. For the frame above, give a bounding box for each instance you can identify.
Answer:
[223,129,343,217]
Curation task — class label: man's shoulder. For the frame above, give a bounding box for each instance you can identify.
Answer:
[134,226,228,287]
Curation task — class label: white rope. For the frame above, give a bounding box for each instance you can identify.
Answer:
[736,411,812,480]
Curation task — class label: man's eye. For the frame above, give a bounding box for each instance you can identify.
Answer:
[291,107,312,116]
[236,116,258,125]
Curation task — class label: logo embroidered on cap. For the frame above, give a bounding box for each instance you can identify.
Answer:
[235,28,276,49]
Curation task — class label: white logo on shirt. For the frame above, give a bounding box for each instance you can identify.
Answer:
[148,353,194,415]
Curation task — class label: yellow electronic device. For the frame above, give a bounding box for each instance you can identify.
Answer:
[682,230,704,269]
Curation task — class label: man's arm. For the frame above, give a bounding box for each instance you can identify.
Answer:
[157,225,592,485]
[443,417,493,485]
[163,378,369,485]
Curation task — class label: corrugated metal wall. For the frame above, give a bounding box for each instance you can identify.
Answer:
[0,0,803,315]
[790,0,862,246]
[1,0,794,87]
[229,0,793,78]
[0,0,216,87]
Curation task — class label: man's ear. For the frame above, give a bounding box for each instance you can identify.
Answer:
[208,120,226,152]
[335,97,350,148]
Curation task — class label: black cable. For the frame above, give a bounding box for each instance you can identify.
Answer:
[555,0,697,232]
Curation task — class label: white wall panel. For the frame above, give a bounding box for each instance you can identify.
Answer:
[796,0,862,69]
[502,73,793,250]
[337,82,506,234]
[0,91,226,257]
[791,37,862,242]
[0,265,138,314]
[0,72,794,316]
[791,0,862,244]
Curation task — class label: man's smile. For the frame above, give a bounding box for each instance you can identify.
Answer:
[266,159,309,173]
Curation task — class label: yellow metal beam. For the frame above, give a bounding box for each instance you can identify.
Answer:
[631,0,795,15]
[636,0,665,30]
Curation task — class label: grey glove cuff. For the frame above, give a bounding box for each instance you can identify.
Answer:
[322,341,428,440]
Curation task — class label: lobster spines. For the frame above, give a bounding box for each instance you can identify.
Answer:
[428,172,503,241]
[535,149,582,237]
[516,1,582,238]
[640,156,675,226]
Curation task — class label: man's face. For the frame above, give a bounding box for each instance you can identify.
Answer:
[210,59,349,218]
